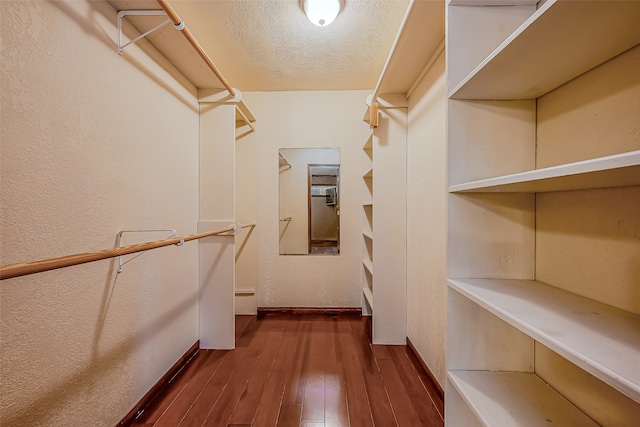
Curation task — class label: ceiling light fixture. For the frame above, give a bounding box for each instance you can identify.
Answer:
[300,0,344,27]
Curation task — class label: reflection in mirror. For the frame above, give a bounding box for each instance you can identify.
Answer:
[279,148,340,255]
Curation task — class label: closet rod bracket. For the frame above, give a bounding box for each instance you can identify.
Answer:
[116,228,178,273]
[117,10,171,55]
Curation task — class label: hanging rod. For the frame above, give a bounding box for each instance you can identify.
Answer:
[154,0,237,97]
[0,226,235,281]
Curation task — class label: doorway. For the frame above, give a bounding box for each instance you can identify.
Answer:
[308,164,340,254]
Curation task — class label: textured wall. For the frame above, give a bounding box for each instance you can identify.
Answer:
[1,1,199,425]
[405,52,448,387]
[242,91,370,308]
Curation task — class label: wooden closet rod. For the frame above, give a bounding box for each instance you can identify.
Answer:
[0,226,235,281]
[155,0,236,98]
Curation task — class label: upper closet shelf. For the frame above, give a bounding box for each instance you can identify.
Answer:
[449,0,538,5]
[371,0,444,98]
[449,150,640,193]
[448,278,640,403]
[112,0,227,89]
[449,0,640,100]
[235,101,256,131]
[110,0,246,95]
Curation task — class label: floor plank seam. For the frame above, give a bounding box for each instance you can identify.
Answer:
[401,349,444,421]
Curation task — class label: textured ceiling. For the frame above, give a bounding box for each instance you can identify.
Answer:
[157,0,411,91]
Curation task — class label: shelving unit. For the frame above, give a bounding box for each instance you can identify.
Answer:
[360,107,408,344]
[446,0,640,425]
[359,0,444,346]
[361,134,375,317]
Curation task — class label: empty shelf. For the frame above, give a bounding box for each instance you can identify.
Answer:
[448,371,598,426]
[448,278,640,402]
[449,151,640,193]
[449,0,640,99]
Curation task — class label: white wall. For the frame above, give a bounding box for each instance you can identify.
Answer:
[1,1,199,425]
[406,52,448,387]
[240,91,370,307]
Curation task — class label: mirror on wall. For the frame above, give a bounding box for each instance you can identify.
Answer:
[279,148,340,255]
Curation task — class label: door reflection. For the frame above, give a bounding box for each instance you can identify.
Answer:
[279,148,340,255]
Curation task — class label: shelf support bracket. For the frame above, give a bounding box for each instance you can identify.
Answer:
[116,228,179,273]
[117,10,173,55]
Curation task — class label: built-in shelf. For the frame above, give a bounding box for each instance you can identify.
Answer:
[235,101,256,130]
[363,168,373,179]
[362,287,374,310]
[362,258,374,276]
[449,0,538,5]
[111,0,257,132]
[363,135,373,150]
[449,0,640,99]
[373,0,444,96]
[362,230,373,240]
[112,0,234,90]
[449,150,640,193]
[448,278,640,402]
[448,371,598,426]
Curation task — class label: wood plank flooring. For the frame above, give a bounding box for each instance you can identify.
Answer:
[128,314,444,427]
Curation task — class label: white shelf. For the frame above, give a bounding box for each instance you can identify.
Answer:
[111,0,234,90]
[449,150,640,193]
[363,168,373,179]
[449,0,640,99]
[362,258,374,276]
[448,278,640,403]
[362,230,373,240]
[363,135,373,150]
[448,371,598,426]
[373,0,444,96]
[449,0,538,5]
[362,287,374,310]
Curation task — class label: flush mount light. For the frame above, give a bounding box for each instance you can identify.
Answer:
[300,0,344,27]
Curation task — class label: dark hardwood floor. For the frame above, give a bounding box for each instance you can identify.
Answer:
[128,314,444,427]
